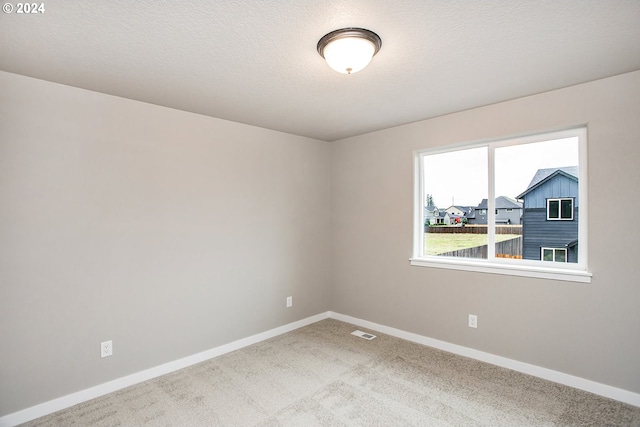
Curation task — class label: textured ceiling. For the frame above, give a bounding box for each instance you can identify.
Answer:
[2,1,640,141]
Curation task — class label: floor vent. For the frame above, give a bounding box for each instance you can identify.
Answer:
[351,330,377,340]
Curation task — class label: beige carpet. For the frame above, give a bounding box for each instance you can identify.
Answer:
[22,319,640,426]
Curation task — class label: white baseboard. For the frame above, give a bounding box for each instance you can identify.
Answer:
[4,310,638,426]
[328,311,640,408]
[0,312,330,427]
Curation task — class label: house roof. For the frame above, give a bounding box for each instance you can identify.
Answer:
[464,207,476,219]
[476,196,523,209]
[446,205,477,218]
[453,205,474,213]
[516,166,578,199]
[424,205,444,217]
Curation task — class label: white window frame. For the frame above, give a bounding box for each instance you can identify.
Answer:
[547,198,574,220]
[541,247,568,262]
[411,127,591,283]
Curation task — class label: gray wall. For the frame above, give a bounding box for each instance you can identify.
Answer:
[0,71,331,416]
[331,71,640,394]
[2,69,640,418]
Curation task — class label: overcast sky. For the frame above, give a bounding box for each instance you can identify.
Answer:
[424,137,579,208]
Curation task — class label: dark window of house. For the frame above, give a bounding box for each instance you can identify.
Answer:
[542,247,567,262]
[548,198,573,220]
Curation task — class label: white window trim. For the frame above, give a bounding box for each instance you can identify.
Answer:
[411,127,591,284]
[541,247,568,263]
[547,198,574,221]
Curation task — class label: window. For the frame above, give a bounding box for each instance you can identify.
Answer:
[412,127,590,283]
[547,198,573,220]
[542,247,567,262]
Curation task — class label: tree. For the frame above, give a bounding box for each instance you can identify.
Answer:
[426,194,435,207]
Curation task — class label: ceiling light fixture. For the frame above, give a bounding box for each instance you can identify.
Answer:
[317,28,382,75]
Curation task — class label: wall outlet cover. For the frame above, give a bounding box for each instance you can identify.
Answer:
[101,340,113,358]
[468,314,478,328]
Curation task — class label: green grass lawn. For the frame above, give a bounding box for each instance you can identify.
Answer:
[424,233,521,255]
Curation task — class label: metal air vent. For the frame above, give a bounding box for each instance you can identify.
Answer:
[351,330,377,340]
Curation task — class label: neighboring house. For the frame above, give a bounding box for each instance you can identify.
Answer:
[443,212,461,225]
[463,206,477,223]
[443,205,476,225]
[473,196,523,224]
[516,166,579,263]
[424,204,447,225]
[447,205,476,220]
[445,206,466,217]
[424,205,439,225]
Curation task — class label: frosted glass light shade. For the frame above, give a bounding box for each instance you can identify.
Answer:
[317,28,382,75]
[323,37,375,74]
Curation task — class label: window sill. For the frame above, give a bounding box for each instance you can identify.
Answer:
[409,257,592,283]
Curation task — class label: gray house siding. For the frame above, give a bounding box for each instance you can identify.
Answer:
[496,208,521,224]
[518,168,580,263]
[521,208,579,262]
[521,175,579,209]
[474,196,523,225]
[473,208,488,224]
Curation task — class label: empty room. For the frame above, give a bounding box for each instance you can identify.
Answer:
[1,1,640,426]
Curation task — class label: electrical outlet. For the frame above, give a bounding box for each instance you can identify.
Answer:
[101,340,113,358]
[286,296,293,308]
[468,314,478,329]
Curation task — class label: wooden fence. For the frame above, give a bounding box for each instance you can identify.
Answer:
[426,225,522,235]
[438,236,522,259]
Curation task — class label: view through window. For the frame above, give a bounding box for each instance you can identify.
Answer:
[417,129,585,271]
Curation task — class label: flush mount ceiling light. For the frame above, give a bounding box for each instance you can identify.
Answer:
[317,28,382,75]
